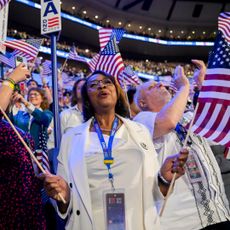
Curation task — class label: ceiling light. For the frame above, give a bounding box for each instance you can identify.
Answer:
[95,15,99,19]
[85,49,89,53]
[83,10,87,14]
[158,29,162,33]
[148,28,151,31]
[127,24,131,27]
[181,30,184,34]
[169,30,173,33]
[139,26,143,29]
[203,31,206,34]
[106,19,110,23]
[118,22,122,25]
[72,6,75,10]
[192,31,195,34]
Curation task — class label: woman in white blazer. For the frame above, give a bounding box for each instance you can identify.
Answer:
[41,70,188,230]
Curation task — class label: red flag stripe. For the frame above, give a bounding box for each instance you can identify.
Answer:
[48,16,59,22]
[4,41,37,57]
[203,104,227,138]
[201,86,230,94]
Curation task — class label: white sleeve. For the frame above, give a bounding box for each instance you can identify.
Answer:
[133,111,157,137]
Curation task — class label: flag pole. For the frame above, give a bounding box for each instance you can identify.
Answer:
[59,56,68,73]
[159,103,199,216]
[0,106,66,204]
[121,77,132,118]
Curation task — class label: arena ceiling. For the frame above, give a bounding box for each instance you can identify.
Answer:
[8,0,230,62]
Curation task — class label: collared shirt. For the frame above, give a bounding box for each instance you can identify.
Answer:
[60,105,83,135]
[134,111,230,230]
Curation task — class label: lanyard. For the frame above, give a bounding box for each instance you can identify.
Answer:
[93,116,119,190]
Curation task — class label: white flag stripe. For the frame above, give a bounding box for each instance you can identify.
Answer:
[196,104,222,137]
[192,103,211,132]
[199,91,230,101]
[202,80,230,87]
[207,106,230,141]
[206,68,230,75]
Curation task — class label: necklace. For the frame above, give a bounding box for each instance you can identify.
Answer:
[100,128,112,132]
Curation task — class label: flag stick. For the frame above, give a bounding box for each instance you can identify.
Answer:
[0,106,66,204]
[59,57,68,73]
[121,77,132,118]
[159,103,199,216]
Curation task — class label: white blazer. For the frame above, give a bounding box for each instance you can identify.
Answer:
[56,116,163,230]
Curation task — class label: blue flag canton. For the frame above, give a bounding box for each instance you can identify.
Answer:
[101,37,119,55]
[111,28,125,43]
[27,39,43,49]
[208,32,230,69]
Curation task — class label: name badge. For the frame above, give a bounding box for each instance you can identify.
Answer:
[186,149,203,183]
[104,189,126,230]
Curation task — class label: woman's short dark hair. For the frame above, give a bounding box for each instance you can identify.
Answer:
[28,87,50,110]
[27,79,39,87]
[81,70,130,121]
[71,78,86,107]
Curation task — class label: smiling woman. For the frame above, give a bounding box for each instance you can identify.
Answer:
[81,70,129,122]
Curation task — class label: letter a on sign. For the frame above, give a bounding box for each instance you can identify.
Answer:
[41,0,62,35]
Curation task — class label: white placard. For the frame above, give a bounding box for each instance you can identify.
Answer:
[0,3,9,53]
[41,0,62,35]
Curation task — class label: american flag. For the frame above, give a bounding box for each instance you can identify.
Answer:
[42,60,52,75]
[0,51,15,68]
[88,53,100,72]
[68,45,88,63]
[0,0,10,11]
[36,128,50,172]
[99,28,125,50]
[192,31,230,147]
[4,38,42,61]
[218,12,230,44]
[88,36,124,78]
[118,65,141,87]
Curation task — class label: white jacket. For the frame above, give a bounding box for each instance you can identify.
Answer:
[56,116,163,230]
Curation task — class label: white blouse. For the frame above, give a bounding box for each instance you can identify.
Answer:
[85,124,145,230]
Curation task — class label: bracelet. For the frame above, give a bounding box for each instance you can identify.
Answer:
[2,80,15,90]
[158,171,171,186]
[6,77,16,85]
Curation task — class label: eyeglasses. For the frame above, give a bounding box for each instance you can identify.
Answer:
[87,78,114,89]
[29,92,40,97]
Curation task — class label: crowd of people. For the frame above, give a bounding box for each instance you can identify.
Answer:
[7,28,197,77]
[0,54,229,230]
